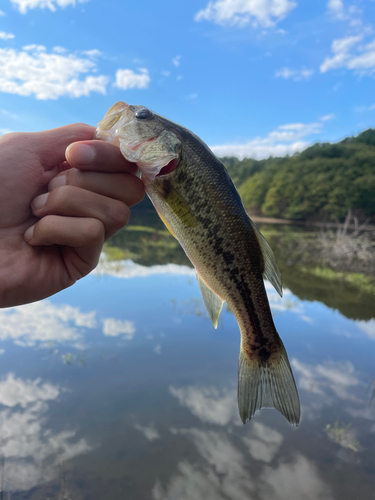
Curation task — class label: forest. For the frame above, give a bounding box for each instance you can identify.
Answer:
[221,128,375,222]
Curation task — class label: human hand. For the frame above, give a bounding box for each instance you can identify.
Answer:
[0,123,144,308]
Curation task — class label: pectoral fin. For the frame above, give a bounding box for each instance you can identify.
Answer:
[163,181,197,228]
[248,217,283,297]
[197,274,224,329]
[155,207,178,240]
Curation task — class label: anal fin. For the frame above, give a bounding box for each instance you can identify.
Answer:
[248,216,283,297]
[197,274,224,329]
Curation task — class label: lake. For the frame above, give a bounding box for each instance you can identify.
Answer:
[0,212,374,499]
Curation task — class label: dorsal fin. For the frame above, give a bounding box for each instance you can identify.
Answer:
[248,217,283,297]
[197,273,224,329]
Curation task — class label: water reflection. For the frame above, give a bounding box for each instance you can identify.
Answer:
[0,223,374,498]
[153,429,334,500]
[0,374,90,492]
[0,301,96,347]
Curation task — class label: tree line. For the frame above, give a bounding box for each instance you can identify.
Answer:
[221,128,375,222]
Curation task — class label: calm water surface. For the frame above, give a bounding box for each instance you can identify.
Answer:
[0,219,374,499]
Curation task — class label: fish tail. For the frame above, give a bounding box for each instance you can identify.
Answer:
[238,342,300,426]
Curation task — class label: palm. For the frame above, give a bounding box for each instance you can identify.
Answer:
[0,124,143,309]
[0,140,77,306]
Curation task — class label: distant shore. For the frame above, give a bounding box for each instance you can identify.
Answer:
[249,215,375,230]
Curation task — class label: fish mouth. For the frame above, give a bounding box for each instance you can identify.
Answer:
[156,158,178,177]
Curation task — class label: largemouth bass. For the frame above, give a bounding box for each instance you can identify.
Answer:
[95,101,301,426]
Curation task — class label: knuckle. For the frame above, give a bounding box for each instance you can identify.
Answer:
[85,219,105,243]
[122,175,145,207]
[106,200,130,230]
[49,185,71,208]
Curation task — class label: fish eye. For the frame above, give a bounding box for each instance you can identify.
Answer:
[135,108,153,120]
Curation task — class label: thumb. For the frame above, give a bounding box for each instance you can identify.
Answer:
[33,123,95,170]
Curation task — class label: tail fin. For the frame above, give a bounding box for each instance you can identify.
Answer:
[238,343,300,426]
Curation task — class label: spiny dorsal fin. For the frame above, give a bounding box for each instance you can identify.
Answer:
[248,217,283,297]
[197,273,224,329]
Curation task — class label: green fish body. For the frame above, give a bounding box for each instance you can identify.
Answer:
[95,102,300,426]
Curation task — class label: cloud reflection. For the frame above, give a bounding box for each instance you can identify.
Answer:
[243,422,283,463]
[169,385,239,426]
[0,373,91,492]
[134,423,160,441]
[153,428,333,500]
[258,454,334,500]
[356,319,375,340]
[0,301,97,347]
[0,372,59,408]
[93,258,195,279]
[168,428,254,500]
[103,318,135,339]
[292,358,362,403]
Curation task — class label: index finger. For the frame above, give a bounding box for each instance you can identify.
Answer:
[66,140,138,175]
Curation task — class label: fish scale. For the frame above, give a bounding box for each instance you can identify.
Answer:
[95,101,301,426]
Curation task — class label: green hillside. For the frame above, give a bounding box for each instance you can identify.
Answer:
[222,128,375,221]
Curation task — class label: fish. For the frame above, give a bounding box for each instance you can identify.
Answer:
[95,101,301,426]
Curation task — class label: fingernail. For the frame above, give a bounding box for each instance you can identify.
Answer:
[24,224,35,242]
[32,193,48,211]
[67,144,95,165]
[49,174,66,190]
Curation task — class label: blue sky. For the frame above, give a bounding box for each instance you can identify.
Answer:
[1,0,375,159]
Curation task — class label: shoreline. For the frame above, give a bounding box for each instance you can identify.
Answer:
[249,215,375,230]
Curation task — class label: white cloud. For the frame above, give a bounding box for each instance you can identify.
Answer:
[275,67,314,81]
[186,93,198,99]
[355,103,375,112]
[0,300,97,347]
[0,31,14,40]
[134,423,160,441]
[0,10,5,16]
[0,373,59,408]
[0,128,13,135]
[114,68,150,90]
[0,108,20,119]
[326,0,362,25]
[102,318,135,339]
[320,34,375,75]
[327,0,345,19]
[210,120,323,159]
[320,113,335,121]
[195,0,297,28]
[0,45,108,99]
[10,0,88,14]
[172,55,181,67]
